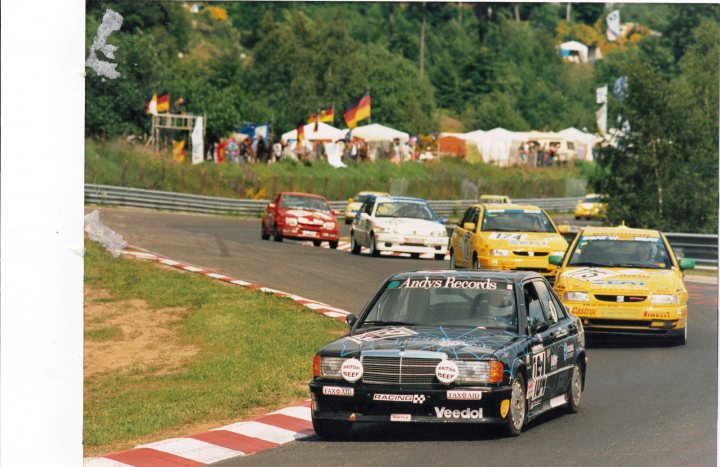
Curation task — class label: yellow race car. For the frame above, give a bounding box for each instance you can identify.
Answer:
[449,204,569,281]
[549,225,695,345]
[574,194,608,220]
[479,194,512,204]
[344,191,389,224]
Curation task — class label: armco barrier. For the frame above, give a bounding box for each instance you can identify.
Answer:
[85,184,717,268]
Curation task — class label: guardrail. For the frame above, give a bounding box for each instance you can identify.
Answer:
[85,184,717,269]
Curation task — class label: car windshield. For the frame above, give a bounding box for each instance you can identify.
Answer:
[355,193,375,203]
[375,201,436,221]
[481,210,556,233]
[584,196,605,203]
[281,195,330,212]
[567,236,672,269]
[359,278,517,331]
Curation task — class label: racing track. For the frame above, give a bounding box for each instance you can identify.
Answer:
[90,207,718,466]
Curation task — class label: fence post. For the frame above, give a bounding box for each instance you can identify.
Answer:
[239,174,246,197]
[93,154,99,185]
[387,178,392,194]
[323,176,329,198]
[180,167,185,192]
[271,176,278,197]
[338,177,345,201]
[139,161,145,186]
[218,172,224,196]
[307,175,313,193]
[200,169,206,195]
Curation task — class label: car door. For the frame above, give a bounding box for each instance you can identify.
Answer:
[452,208,473,267]
[464,207,481,266]
[354,199,374,245]
[522,280,563,413]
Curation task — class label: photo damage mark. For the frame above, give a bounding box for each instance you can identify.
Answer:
[86,9,123,79]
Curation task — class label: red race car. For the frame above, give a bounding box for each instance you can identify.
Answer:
[261,192,340,248]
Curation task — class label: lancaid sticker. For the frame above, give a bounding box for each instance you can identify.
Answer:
[349,327,417,343]
[447,390,484,400]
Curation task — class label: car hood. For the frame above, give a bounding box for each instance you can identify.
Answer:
[320,326,521,361]
[374,217,446,236]
[478,231,567,251]
[281,209,335,221]
[555,267,683,295]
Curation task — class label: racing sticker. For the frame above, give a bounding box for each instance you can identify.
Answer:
[395,276,498,290]
[435,361,459,384]
[323,386,354,397]
[489,232,528,242]
[527,351,548,401]
[434,407,483,419]
[349,327,417,343]
[373,394,426,404]
[563,268,616,282]
[447,390,484,400]
[563,343,575,360]
[390,414,412,422]
[500,399,510,418]
[341,358,363,382]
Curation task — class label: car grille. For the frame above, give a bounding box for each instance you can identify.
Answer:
[513,251,549,257]
[595,295,646,302]
[361,356,441,385]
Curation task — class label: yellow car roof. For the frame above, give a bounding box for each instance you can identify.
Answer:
[357,191,389,196]
[473,203,543,211]
[580,225,661,238]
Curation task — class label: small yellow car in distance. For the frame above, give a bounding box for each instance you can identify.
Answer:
[549,225,695,345]
[449,204,569,281]
[574,193,608,220]
[479,194,512,204]
[344,191,389,224]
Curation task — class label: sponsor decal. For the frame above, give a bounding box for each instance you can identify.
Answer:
[580,235,619,241]
[634,236,661,242]
[565,268,616,282]
[500,399,510,418]
[571,306,598,316]
[531,344,544,354]
[435,361,459,384]
[341,358,363,383]
[373,394,426,404]
[323,386,354,397]
[435,340,469,348]
[434,407,483,420]
[528,351,548,401]
[447,390,484,401]
[349,327,417,343]
[549,394,568,408]
[390,414,412,422]
[550,354,558,370]
[509,240,550,246]
[643,311,672,319]
[489,232,528,241]
[563,343,575,360]
[397,276,498,290]
[591,279,647,286]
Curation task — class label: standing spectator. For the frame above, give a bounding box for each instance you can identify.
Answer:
[519,141,529,166]
[349,141,358,162]
[244,139,255,163]
[358,140,368,162]
[271,139,282,163]
[256,135,269,163]
[227,138,239,164]
[216,138,227,164]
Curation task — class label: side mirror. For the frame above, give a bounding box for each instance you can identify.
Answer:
[548,254,563,266]
[463,222,476,231]
[679,258,696,271]
[557,224,570,234]
[439,217,448,225]
[346,314,357,328]
[533,322,549,334]
[359,212,370,220]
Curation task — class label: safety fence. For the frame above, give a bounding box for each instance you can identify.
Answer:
[85,184,718,269]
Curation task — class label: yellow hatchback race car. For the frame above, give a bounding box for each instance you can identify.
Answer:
[449,204,569,281]
[344,191,389,224]
[550,225,695,345]
[574,194,608,220]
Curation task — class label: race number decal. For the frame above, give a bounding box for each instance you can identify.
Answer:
[563,268,615,282]
[528,352,548,401]
[489,232,527,242]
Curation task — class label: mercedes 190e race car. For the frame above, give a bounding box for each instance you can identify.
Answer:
[309,270,587,439]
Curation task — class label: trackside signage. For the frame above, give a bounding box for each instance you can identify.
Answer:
[397,277,498,290]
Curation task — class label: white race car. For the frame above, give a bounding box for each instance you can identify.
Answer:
[350,196,448,259]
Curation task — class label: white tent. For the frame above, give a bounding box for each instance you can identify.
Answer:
[281,122,346,143]
[460,128,527,166]
[559,40,589,63]
[349,123,409,143]
[558,127,602,161]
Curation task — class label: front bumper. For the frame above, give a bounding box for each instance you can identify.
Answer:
[568,303,687,337]
[478,255,557,279]
[281,225,339,241]
[309,381,512,425]
[375,233,449,255]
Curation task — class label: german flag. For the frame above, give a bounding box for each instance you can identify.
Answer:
[296,120,305,148]
[343,93,371,129]
[157,93,170,113]
[319,107,334,123]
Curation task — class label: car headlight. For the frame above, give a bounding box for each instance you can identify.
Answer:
[551,251,565,257]
[455,361,504,384]
[374,226,396,234]
[285,217,298,226]
[313,356,346,379]
[323,222,335,230]
[650,294,679,305]
[489,249,510,256]
[563,291,590,302]
[430,230,447,237]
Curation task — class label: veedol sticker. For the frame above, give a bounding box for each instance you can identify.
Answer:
[435,361,459,384]
[447,390,483,400]
[323,386,354,397]
[434,407,483,419]
[349,327,417,343]
[341,358,363,382]
[489,232,528,242]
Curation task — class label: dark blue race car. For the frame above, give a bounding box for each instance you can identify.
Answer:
[309,270,587,438]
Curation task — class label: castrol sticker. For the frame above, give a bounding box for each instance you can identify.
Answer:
[341,358,363,383]
[435,360,459,384]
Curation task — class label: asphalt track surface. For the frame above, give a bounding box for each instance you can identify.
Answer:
[90,207,718,466]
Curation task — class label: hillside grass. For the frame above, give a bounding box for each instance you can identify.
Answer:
[83,240,346,455]
[86,138,591,201]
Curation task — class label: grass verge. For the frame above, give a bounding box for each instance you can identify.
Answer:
[83,240,346,455]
